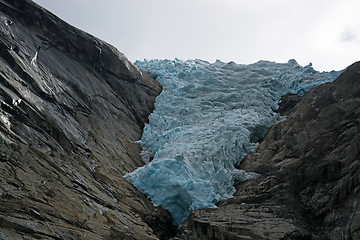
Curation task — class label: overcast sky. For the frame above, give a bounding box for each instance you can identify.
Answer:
[33,0,360,71]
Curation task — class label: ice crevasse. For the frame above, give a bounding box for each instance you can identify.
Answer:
[125,58,341,226]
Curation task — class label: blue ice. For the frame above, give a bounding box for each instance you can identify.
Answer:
[125,59,341,226]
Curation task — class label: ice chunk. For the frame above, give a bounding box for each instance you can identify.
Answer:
[125,59,342,226]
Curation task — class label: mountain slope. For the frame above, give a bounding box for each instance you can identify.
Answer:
[0,0,172,239]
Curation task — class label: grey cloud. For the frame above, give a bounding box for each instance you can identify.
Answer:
[341,29,356,42]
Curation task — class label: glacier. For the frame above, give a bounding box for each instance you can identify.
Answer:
[124,58,341,226]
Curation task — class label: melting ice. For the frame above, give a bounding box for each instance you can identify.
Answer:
[125,59,341,226]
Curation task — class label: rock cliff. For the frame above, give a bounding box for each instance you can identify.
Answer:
[175,62,360,240]
[0,0,173,239]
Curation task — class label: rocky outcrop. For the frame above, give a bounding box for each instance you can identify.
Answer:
[175,62,360,240]
[0,0,173,239]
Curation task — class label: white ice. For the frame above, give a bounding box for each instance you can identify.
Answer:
[125,59,341,226]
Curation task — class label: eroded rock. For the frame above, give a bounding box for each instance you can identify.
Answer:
[0,0,173,239]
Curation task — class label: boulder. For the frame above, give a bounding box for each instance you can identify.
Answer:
[0,0,173,239]
[175,62,360,240]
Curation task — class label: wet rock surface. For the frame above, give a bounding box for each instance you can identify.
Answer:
[175,62,360,240]
[0,0,173,239]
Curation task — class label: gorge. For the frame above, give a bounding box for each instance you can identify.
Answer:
[1,1,360,240]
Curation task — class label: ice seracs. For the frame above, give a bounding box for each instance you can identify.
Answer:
[125,58,342,226]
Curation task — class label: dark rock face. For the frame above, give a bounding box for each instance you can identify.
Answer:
[175,62,360,240]
[276,93,302,116]
[0,0,173,239]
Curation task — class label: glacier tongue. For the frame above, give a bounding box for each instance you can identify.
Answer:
[125,59,341,226]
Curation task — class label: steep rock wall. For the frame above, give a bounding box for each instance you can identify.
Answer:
[0,0,173,239]
[175,62,360,240]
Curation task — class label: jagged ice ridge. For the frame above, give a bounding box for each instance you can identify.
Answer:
[125,59,341,226]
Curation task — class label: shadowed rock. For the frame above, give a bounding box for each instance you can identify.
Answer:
[0,0,174,239]
[276,93,302,116]
[175,62,360,240]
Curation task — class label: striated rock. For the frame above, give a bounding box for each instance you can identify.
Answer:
[0,0,173,239]
[175,62,360,240]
